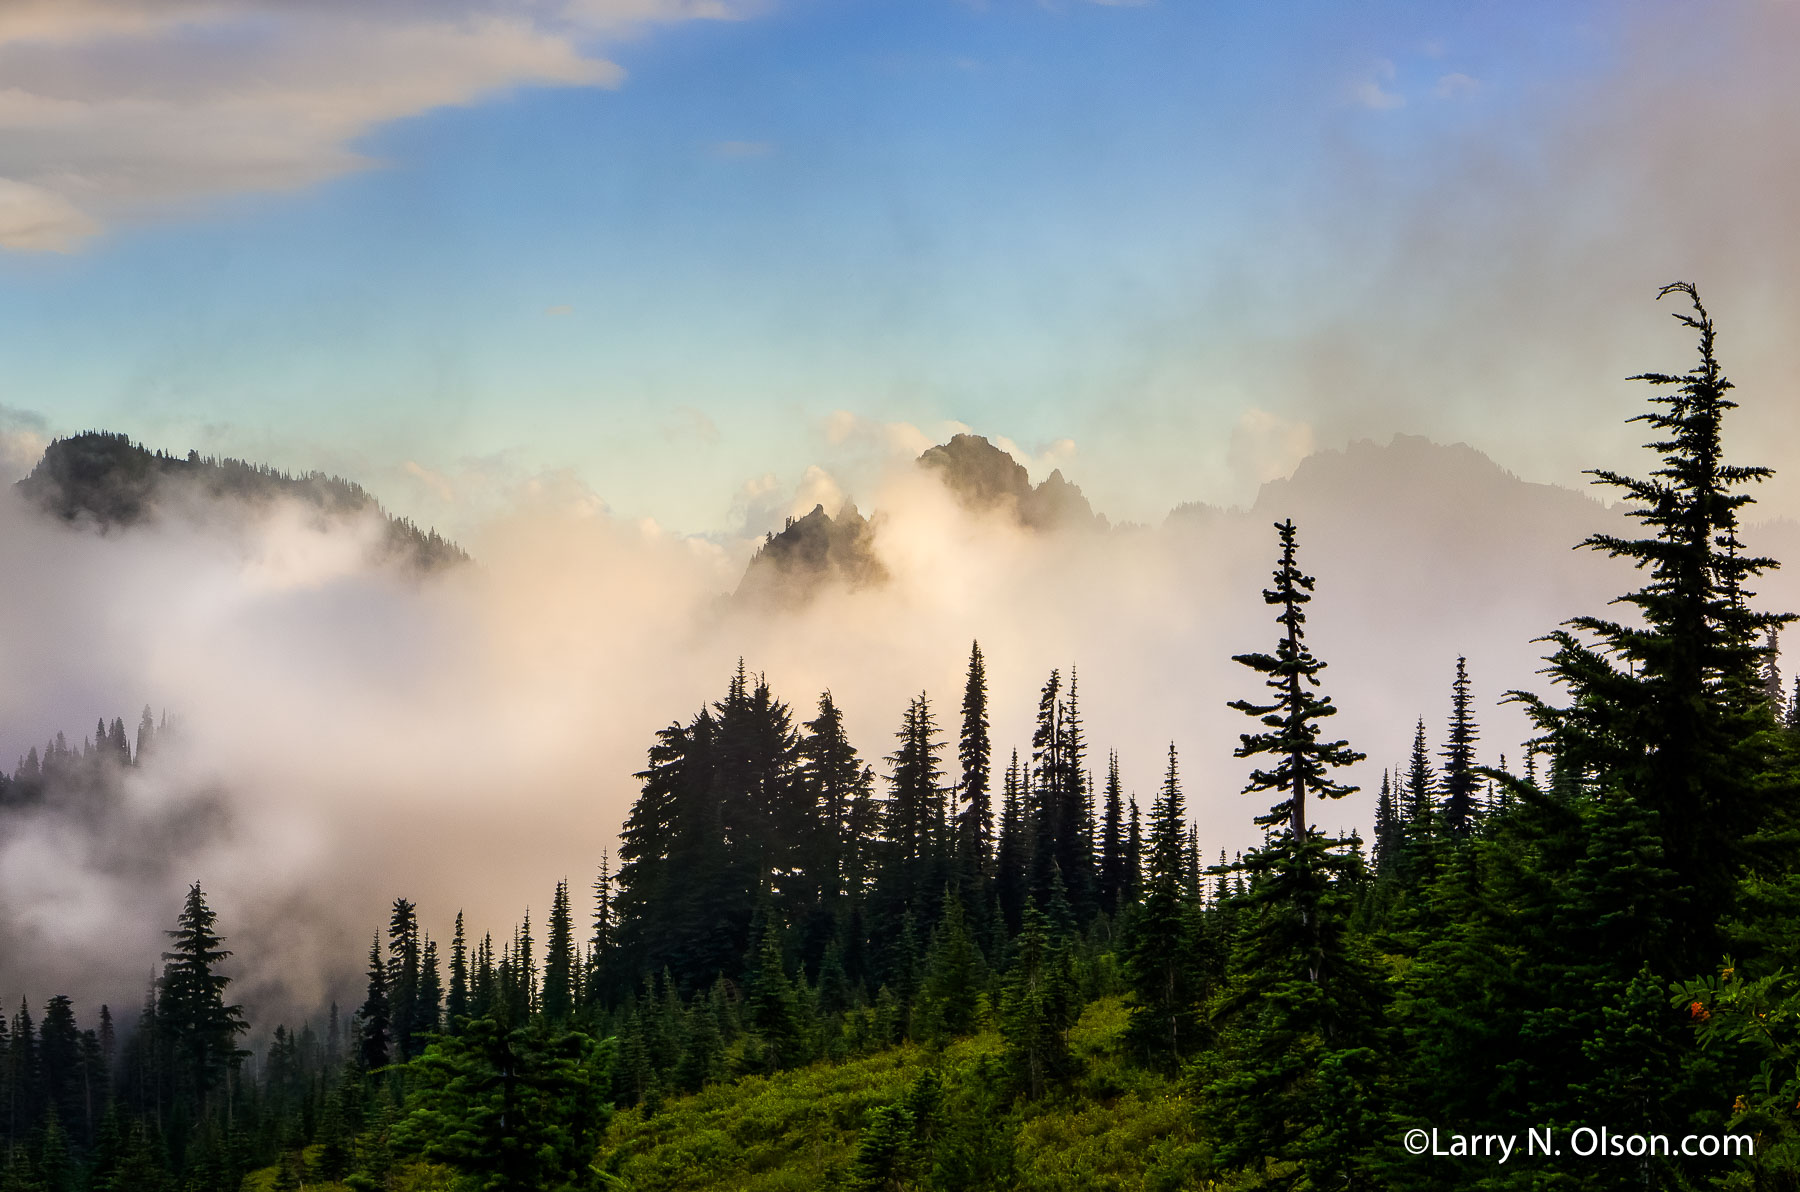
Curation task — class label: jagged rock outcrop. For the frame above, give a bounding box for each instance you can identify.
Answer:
[917,433,1102,530]
[734,502,885,605]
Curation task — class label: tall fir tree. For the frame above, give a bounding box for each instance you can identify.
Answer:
[995,750,1028,933]
[1440,657,1481,836]
[543,881,576,1023]
[999,899,1078,1101]
[1098,751,1127,913]
[1402,720,1437,879]
[1373,770,1401,876]
[1512,282,1795,974]
[1124,795,1143,907]
[879,693,947,921]
[156,883,247,1114]
[956,642,994,891]
[360,935,391,1070]
[1204,518,1379,1188]
[447,912,469,1031]
[387,899,421,1059]
[418,936,443,1039]
[1124,745,1199,1071]
[588,856,612,1006]
[1228,519,1363,840]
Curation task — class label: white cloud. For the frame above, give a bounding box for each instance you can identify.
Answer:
[993,434,1078,480]
[0,0,746,251]
[0,406,49,482]
[1229,408,1313,491]
[793,464,847,517]
[0,177,101,251]
[820,410,967,458]
[1350,59,1405,111]
[1434,72,1480,100]
[403,460,457,505]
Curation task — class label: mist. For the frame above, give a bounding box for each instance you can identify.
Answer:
[4,428,1800,1037]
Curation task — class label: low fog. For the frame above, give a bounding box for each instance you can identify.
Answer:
[3,430,1799,1036]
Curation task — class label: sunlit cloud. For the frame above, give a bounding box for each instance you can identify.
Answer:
[0,0,748,251]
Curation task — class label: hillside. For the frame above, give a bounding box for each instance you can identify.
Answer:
[14,430,466,571]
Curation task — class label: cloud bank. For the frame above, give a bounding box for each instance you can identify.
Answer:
[7,429,1798,1035]
[0,0,746,250]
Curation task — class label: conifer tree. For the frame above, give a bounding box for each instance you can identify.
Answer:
[1441,656,1481,835]
[1098,751,1127,912]
[1205,519,1379,1186]
[588,856,613,1006]
[1059,670,1096,915]
[36,997,81,1147]
[418,936,443,1039]
[1027,671,1063,907]
[1402,720,1437,877]
[956,641,993,886]
[1513,282,1795,973]
[1761,627,1784,721]
[543,880,576,1023]
[1228,520,1363,840]
[995,751,1028,932]
[920,896,984,1039]
[1125,795,1143,906]
[880,694,946,919]
[471,934,496,1020]
[512,911,537,1021]
[359,936,391,1071]
[797,692,872,939]
[745,925,804,1071]
[447,913,469,1031]
[386,899,420,1059]
[999,899,1077,1100]
[1372,770,1401,875]
[156,883,247,1112]
[397,1016,611,1192]
[1124,745,1197,1071]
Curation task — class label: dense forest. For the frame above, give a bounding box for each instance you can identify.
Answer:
[5,283,1800,1190]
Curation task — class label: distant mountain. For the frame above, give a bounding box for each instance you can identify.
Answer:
[735,502,885,605]
[734,434,1104,606]
[14,431,467,571]
[734,430,1647,616]
[918,433,1103,531]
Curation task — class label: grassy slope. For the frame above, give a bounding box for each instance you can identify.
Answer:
[597,997,1209,1192]
[245,998,1212,1191]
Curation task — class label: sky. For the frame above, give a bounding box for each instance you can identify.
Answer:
[2,0,1798,539]
[4,0,1800,1021]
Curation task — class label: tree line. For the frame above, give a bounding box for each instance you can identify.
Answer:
[4,282,1799,1190]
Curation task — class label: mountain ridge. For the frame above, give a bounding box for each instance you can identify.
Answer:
[13,430,467,572]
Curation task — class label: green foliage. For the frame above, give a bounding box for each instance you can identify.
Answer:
[1001,901,1080,1101]
[1675,959,1800,1188]
[917,896,986,1041]
[396,1015,612,1192]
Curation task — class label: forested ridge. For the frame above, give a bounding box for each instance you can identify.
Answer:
[13,431,466,572]
[5,284,1800,1190]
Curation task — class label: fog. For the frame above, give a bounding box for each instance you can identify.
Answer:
[3,428,1799,1036]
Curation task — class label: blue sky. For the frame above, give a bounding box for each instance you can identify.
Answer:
[1,0,1794,536]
